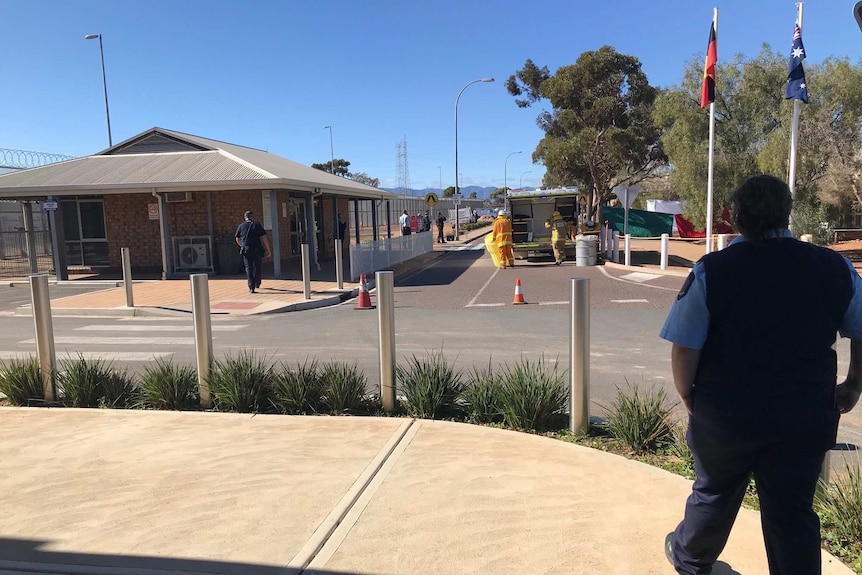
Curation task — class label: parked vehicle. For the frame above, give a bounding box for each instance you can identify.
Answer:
[506,187,598,260]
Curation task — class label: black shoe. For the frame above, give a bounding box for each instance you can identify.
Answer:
[249,288,256,293]
[664,533,674,567]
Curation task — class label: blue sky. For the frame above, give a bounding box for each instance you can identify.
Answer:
[2,1,860,190]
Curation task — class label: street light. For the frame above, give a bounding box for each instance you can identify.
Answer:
[323,125,335,175]
[519,170,532,190]
[504,151,522,212]
[454,77,494,240]
[85,33,112,147]
[437,166,442,192]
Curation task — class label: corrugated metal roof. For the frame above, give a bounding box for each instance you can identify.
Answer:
[0,128,397,200]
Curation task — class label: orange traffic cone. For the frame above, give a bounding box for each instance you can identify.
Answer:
[356,273,374,309]
[512,278,526,305]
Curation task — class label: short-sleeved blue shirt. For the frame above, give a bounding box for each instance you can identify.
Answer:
[660,229,862,349]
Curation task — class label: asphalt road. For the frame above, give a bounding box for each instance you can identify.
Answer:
[2,242,861,459]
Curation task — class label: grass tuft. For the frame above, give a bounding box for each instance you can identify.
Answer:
[137,358,199,410]
[57,354,135,408]
[600,381,676,453]
[0,356,44,406]
[320,360,369,414]
[208,350,277,413]
[495,357,568,432]
[273,358,323,414]
[397,351,464,419]
[463,362,502,424]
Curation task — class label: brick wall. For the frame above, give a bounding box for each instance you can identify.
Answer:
[104,194,162,270]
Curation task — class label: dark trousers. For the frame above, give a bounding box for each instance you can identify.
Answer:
[242,252,263,290]
[670,411,827,574]
[437,226,445,243]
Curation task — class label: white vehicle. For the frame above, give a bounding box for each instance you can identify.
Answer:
[506,187,596,260]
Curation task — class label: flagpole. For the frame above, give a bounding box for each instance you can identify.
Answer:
[788,2,803,234]
[705,7,718,255]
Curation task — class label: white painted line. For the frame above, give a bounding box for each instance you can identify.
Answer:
[611,299,649,303]
[466,303,506,307]
[20,336,195,346]
[75,324,248,332]
[599,266,678,292]
[466,266,500,307]
[538,301,569,306]
[620,272,662,283]
[0,351,173,361]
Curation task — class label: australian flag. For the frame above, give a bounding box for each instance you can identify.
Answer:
[786,24,808,103]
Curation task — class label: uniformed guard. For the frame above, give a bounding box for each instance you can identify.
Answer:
[660,174,862,574]
[544,210,569,265]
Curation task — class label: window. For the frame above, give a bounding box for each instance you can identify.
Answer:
[61,198,109,266]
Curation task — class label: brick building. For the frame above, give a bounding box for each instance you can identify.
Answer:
[0,128,396,279]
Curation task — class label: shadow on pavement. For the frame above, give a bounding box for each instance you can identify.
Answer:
[713,561,743,574]
[396,250,484,288]
[0,536,364,575]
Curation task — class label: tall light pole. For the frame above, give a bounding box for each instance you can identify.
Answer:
[504,150,522,212]
[85,33,112,147]
[437,166,442,192]
[323,125,335,175]
[454,77,494,240]
[519,170,532,190]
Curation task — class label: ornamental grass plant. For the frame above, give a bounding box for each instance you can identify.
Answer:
[495,357,568,432]
[273,358,323,414]
[208,350,277,413]
[0,356,43,406]
[136,358,199,410]
[320,360,370,414]
[57,354,135,408]
[462,362,503,424]
[600,381,676,453]
[397,351,464,419]
[817,460,862,565]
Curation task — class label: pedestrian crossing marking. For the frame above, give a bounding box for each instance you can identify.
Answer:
[21,336,196,346]
[619,272,662,283]
[611,299,650,303]
[0,351,172,361]
[75,324,248,332]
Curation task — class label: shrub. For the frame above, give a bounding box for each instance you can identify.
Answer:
[57,355,135,408]
[463,363,502,424]
[601,381,676,453]
[397,351,464,419]
[495,358,568,432]
[817,461,862,548]
[208,350,277,413]
[137,358,199,410]
[273,358,323,414]
[320,360,369,414]
[0,356,44,406]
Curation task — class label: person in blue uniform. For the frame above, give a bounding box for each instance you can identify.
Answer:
[235,210,272,293]
[661,174,862,574]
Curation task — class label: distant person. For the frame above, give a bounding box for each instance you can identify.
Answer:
[544,210,569,265]
[436,212,447,244]
[661,174,862,574]
[235,210,272,294]
[416,213,425,232]
[492,210,514,268]
[399,210,411,236]
[423,211,431,234]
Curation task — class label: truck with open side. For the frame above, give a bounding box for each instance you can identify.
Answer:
[506,187,598,261]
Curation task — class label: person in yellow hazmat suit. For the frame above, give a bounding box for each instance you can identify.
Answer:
[545,211,569,265]
[492,209,514,268]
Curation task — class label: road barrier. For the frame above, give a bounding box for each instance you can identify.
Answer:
[349,233,433,282]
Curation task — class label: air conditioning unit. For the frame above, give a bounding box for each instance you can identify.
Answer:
[173,236,213,272]
[165,191,193,203]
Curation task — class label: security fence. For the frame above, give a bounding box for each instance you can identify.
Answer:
[349,231,433,281]
[0,230,53,277]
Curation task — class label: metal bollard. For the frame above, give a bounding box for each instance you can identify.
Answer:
[570,278,590,435]
[377,271,396,411]
[190,274,213,409]
[301,243,311,300]
[660,233,669,271]
[30,274,56,401]
[717,234,728,251]
[121,247,134,307]
[624,234,631,267]
[612,231,620,263]
[605,224,612,259]
[335,238,344,290]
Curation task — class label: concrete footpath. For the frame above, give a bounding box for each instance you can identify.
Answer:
[0,408,852,575]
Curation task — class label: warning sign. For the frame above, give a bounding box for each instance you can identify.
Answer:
[148,203,160,220]
[425,192,439,207]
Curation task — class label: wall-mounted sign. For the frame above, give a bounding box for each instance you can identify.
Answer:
[148,203,159,220]
[43,200,58,211]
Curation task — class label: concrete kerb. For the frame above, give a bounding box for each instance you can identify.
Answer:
[603,260,692,278]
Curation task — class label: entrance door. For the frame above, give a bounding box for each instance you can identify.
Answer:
[288,199,305,256]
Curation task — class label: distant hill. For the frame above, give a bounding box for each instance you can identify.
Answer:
[382,186,496,199]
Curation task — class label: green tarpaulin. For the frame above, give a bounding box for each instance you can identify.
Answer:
[602,207,673,238]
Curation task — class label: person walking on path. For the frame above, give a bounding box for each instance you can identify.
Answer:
[660,174,862,574]
[436,212,447,244]
[399,210,411,236]
[544,210,569,265]
[492,210,514,268]
[235,210,272,293]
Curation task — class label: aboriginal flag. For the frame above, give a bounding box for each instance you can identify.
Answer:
[701,22,717,108]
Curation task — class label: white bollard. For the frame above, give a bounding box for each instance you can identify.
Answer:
[624,234,631,267]
[335,238,344,290]
[301,244,311,300]
[660,233,669,271]
[570,278,590,435]
[29,274,56,401]
[612,231,620,263]
[121,247,134,307]
[717,234,728,251]
[377,271,396,412]
[190,274,213,409]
